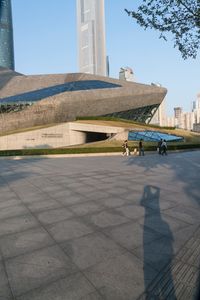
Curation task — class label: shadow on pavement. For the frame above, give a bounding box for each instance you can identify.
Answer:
[140,185,176,299]
[124,152,200,299]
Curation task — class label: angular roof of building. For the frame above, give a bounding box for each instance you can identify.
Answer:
[0,68,167,134]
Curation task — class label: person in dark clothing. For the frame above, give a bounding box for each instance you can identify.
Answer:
[157,139,163,154]
[139,139,144,156]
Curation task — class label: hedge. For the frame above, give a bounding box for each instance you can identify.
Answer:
[0,144,199,156]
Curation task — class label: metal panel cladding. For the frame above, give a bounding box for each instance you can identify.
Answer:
[0,0,14,70]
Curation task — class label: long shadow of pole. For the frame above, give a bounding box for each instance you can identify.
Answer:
[140,185,177,299]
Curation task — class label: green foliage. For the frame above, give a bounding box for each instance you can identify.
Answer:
[0,143,199,157]
[76,116,175,129]
[125,0,200,59]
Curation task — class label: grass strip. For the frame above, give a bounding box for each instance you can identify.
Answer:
[0,144,200,156]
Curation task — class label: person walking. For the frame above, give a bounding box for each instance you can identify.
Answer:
[139,139,144,156]
[157,139,163,155]
[161,139,167,155]
[122,140,130,156]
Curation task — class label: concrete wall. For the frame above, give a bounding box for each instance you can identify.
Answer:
[0,122,125,150]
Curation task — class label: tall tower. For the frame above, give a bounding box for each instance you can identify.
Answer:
[0,0,14,70]
[76,0,106,76]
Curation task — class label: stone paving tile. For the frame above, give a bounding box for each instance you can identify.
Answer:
[138,226,200,300]
[0,198,21,210]
[0,227,55,259]
[96,196,131,208]
[16,273,98,300]
[0,192,19,202]
[26,199,62,213]
[0,262,13,300]
[108,187,130,196]
[83,252,157,300]
[140,196,178,211]
[94,182,118,191]
[104,221,162,251]
[18,192,51,204]
[115,204,153,220]
[9,188,42,200]
[0,152,200,299]
[86,191,112,201]
[0,204,29,221]
[163,205,200,225]
[46,189,77,198]
[138,213,190,237]
[80,291,103,300]
[35,207,74,225]
[132,235,175,272]
[61,232,125,269]
[172,224,199,255]
[175,231,200,267]
[56,193,88,206]
[74,185,97,194]
[5,245,78,297]
[0,214,39,237]
[163,193,200,210]
[85,210,129,229]
[47,218,94,242]
[69,201,104,217]
[118,189,144,202]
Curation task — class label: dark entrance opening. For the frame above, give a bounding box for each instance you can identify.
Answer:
[85,132,108,143]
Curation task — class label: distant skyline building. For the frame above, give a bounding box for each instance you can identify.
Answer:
[150,99,166,127]
[166,94,200,131]
[119,67,134,82]
[174,107,182,119]
[76,0,107,76]
[0,0,14,70]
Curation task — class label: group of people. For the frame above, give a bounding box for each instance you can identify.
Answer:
[122,139,145,156]
[122,138,167,156]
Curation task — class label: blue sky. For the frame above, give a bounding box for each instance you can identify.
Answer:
[12,0,200,115]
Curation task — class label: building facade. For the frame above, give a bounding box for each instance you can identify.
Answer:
[76,0,107,76]
[0,0,14,69]
[165,94,200,131]
[119,67,134,82]
[0,67,167,134]
[150,83,166,126]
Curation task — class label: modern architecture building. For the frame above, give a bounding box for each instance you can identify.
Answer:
[0,66,167,134]
[76,0,107,76]
[0,0,14,69]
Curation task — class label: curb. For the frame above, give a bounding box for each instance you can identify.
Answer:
[0,149,199,160]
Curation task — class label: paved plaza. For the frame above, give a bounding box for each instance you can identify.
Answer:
[0,151,200,300]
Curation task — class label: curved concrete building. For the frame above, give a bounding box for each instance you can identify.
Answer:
[0,67,167,134]
[0,0,15,70]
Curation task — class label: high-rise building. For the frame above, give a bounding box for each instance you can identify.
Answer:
[76,0,106,76]
[174,107,182,119]
[0,0,14,70]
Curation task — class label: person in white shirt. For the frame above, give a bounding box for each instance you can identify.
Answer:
[161,140,167,155]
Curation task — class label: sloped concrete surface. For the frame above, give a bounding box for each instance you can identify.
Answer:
[0,151,199,299]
